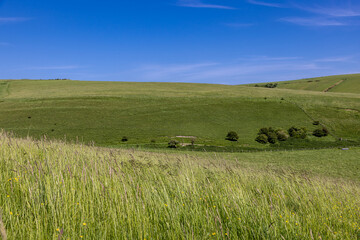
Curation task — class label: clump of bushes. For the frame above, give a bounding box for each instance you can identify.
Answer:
[313,127,329,137]
[288,126,307,139]
[255,127,289,144]
[264,83,278,88]
[276,129,289,141]
[168,140,179,148]
[225,131,239,141]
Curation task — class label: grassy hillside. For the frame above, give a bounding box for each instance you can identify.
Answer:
[1,133,360,239]
[0,79,359,149]
[248,74,360,94]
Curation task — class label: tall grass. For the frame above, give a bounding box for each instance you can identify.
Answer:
[0,131,359,239]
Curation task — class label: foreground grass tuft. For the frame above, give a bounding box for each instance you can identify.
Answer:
[0,131,360,239]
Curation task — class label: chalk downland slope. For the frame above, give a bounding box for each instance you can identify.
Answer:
[248,74,360,94]
[0,77,359,148]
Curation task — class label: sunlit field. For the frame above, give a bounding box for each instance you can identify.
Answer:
[1,131,360,239]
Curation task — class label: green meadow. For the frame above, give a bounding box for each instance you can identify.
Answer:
[0,77,359,149]
[0,75,360,239]
[0,132,360,239]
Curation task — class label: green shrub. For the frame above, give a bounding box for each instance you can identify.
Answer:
[121,136,128,142]
[313,127,329,137]
[275,129,289,141]
[264,83,278,88]
[255,134,268,144]
[256,127,282,144]
[225,131,239,141]
[258,127,274,136]
[168,140,179,148]
[267,132,278,144]
[288,126,307,139]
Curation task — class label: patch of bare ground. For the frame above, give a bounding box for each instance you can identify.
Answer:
[344,108,360,113]
[175,136,197,138]
[323,80,344,92]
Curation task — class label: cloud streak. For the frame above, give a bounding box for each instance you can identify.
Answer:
[315,56,353,62]
[130,57,332,83]
[0,17,31,24]
[123,54,360,84]
[176,0,235,9]
[247,0,284,8]
[247,1,360,27]
[26,66,81,70]
[294,4,360,17]
[280,17,347,26]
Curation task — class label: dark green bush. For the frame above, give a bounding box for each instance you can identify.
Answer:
[276,129,289,141]
[264,83,278,88]
[288,126,307,139]
[258,127,274,136]
[225,131,239,141]
[121,136,128,142]
[168,140,179,148]
[255,134,268,144]
[267,132,278,144]
[255,127,285,144]
[313,128,329,137]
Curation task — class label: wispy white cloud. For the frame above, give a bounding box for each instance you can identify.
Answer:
[136,63,218,79]
[280,17,346,26]
[0,17,31,24]
[250,1,360,27]
[131,58,326,83]
[315,56,353,62]
[237,55,302,61]
[294,4,360,17]
[123,54,360,83]
[247,0,284,8]
[26,66,81,70]
[176,0,235,9]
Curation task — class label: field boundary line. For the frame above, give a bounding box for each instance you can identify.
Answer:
[284,99,340,139]
[323,79,345,92]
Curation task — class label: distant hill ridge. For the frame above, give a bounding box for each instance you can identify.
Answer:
[247,74,360,94]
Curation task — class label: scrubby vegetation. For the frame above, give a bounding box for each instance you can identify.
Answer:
[313,127,329,137]
[288,126,307,139]
[225,131,239,142]
[264,83,278,88]
[168,140,179,148]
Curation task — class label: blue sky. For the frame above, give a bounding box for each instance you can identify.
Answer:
[0,0,359,84]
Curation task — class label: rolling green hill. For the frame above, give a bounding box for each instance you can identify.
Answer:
[248,74,360,93]
[0,78,359,149]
